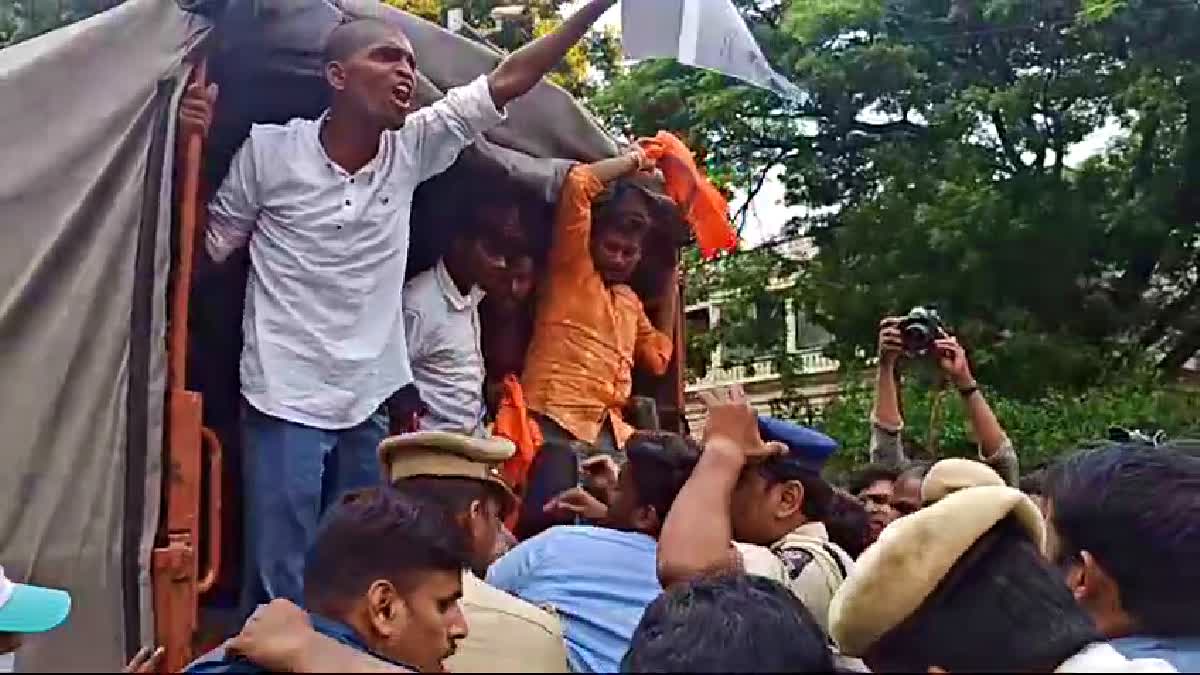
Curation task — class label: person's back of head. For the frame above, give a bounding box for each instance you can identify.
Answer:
[825,489,871,559]
[303,486,473,673]
[830,485,1106,672]
[866,517,1099,671]
[391,476,510,577]
[608,431,700,537]
[1045,444,1200,638]
[621,574,835,673]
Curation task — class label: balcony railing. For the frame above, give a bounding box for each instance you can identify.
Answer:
[687,348,840,391]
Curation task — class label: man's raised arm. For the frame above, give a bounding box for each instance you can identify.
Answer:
[486,0,617,108]
[656,386,785,588]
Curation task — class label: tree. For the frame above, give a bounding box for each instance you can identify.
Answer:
[0,0,120,47]
[382,0,618,97]
[595,0,1200,404]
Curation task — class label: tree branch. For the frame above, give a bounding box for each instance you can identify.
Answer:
[990,110,1025,172]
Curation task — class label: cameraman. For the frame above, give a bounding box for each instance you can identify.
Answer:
[870,317,1018,488]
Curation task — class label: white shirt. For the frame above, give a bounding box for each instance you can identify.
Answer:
[1057,642,1177,673]
[403,260,487,436]
[206,76,505,429]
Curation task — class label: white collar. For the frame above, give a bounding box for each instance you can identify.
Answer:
[435,259,486,311]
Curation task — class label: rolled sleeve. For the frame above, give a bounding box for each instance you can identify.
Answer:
[206,138,260,263]
[982,435,1020,487]
[406,75,507,182]
[868,414,907,465]
[548,165,606,276]
[635,310,673,376]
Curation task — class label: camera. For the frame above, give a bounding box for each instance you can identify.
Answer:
[898,306,945,358]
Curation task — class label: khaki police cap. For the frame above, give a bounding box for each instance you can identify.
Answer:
[921,457,1005,504]
[828,485,1045,658]
[379,431,517,503]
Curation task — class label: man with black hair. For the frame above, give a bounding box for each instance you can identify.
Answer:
[658,386,854,634]
[486,431,700,673]
[871,317,1019,486]
[846,463,903,544]
[828,485,1175,673]
[190,0,619,614]
[621,574,834,673]
[1045,445,1200,671]
[521,150,678,457]
[187,487,472,674]
[825,489,872,559]
[401,191,532,436]
[211,433,571,673]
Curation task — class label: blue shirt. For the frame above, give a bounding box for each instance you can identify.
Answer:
[185,614,411,674]
[486,525,661,673]
[1111,635,1200,672]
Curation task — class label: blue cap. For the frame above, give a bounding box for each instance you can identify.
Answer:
[0,567,71,633]
[757,416,838,474]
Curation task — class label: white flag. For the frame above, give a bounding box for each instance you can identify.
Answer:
[621,0,808,104]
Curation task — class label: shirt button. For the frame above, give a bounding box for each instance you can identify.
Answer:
[344,199,351,206]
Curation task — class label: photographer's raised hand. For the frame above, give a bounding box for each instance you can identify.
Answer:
[934,336,976,389]
[934,336,1019,484]
[870,318,907,464]
[878,317,905,366]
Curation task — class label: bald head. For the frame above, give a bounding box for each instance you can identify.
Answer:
[324,17,411,65]
[322,17,417,130]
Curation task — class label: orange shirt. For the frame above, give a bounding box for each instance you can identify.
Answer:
[522,166,673,446]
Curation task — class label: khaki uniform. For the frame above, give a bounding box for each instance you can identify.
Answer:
[378,431,569,673]
[736,522,854,633]
[446,573,570,673]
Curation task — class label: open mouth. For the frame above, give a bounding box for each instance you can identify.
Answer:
[392,82,413,109]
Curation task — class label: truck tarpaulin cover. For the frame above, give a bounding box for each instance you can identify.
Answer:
[0,0,616,671]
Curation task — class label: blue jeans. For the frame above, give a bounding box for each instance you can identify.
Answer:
[240,402,388,615]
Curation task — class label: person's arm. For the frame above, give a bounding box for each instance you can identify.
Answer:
[634,304,673,376]
[226,600,411,673]
[206,135,260,264]
[486,0,617,109]
[657,385,785,587]
[936,337,1019,485]
[870,318,907,465]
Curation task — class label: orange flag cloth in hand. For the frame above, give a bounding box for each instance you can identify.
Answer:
[493,374,543,531]
[638,131,738,258]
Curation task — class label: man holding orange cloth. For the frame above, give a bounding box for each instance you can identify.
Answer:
[516,150,679,533]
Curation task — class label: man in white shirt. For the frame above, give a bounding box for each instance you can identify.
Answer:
[198,0,618,614]
[403,195,527,436]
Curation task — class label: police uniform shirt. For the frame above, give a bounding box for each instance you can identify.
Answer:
[735,521,855,634]
[446,572,570,673]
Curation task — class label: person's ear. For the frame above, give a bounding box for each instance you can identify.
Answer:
[325,61,347,92]
[366,580,405,638]
[774,480,805,520]
[1077,550,1120,605]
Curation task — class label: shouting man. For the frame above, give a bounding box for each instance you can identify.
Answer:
[193,1,619,613]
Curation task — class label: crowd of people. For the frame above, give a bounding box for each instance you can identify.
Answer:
[2,1,1199,672]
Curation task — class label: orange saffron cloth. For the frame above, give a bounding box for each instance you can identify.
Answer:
[638,131,738,259]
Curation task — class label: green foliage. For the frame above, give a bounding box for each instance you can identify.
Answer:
[382,0,617,97]
[594,0,1200,411]
[0,0,120,47]
[815,366,1200,479]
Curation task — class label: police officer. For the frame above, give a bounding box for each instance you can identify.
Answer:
[658,385,854,634]
[379,431,570,673]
